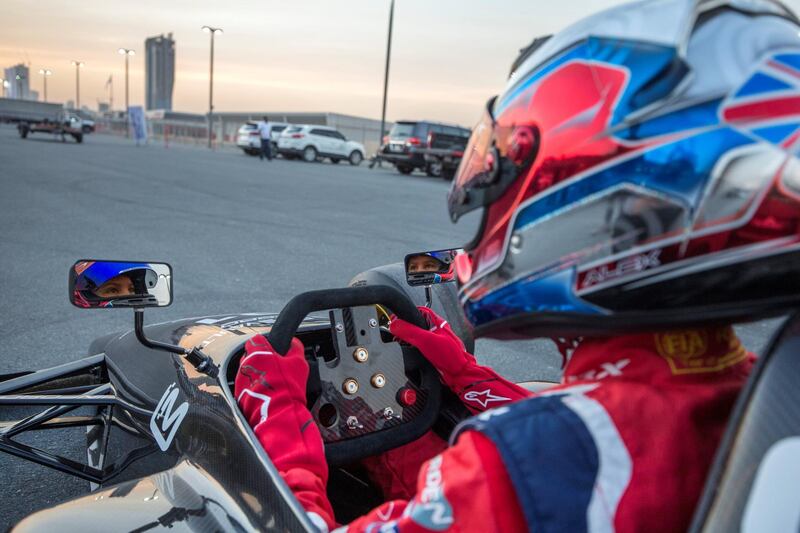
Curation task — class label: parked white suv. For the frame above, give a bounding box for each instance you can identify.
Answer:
[236,121,288,156]
[277,125,365,165]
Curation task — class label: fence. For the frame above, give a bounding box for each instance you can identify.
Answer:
[95,118,216,148]
[95,113,386,156]
[211,113,385,155]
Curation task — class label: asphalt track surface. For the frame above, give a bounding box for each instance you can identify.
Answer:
[0,125,784,527]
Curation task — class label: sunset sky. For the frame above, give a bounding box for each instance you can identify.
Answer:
[2,0,799,126]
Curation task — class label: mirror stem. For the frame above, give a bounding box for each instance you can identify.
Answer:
[133,309,218,377]
[134,308,187,355]
[424,286,433,308]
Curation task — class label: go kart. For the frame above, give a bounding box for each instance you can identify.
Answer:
[0,255,525,531]
[2,255,798,531]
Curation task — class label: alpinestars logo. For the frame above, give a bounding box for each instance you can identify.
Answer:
[150,382,189,451]
[463,389,511,409]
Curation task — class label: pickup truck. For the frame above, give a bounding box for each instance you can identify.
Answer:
[0,98,84,143]
[379,120,470,179]
[421,129,469,180]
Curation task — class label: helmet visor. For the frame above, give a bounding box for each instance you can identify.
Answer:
[448,96,541,230]
[447,98,498,222]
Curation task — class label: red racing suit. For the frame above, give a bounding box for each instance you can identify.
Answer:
[235,311,753,532]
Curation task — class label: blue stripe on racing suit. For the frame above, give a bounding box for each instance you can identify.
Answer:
[452,384,632,533]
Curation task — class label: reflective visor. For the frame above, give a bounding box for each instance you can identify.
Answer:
[448,98,497,222]
[448,96,540,225]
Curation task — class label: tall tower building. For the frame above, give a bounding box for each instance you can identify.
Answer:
[145,33,175,110]
[3,64,30,99]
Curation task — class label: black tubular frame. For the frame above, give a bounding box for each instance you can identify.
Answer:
[0,354,105,394]
[0,354,156,484]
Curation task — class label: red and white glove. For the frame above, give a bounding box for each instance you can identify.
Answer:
[234,334,335,531]
[390,306,530,414]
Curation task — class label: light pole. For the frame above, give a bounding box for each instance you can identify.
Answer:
[38,69,52,102]
[202,25,223,149]
[376,0,394,168]
[71,60,84,109]
[0,79,7,98]
[118,48,135,137]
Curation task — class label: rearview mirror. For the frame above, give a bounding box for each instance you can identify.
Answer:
[69,260,172,308]
[404,248,462,287]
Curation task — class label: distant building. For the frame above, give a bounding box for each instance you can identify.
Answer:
[4,64,30,100]
[145,33,175,111]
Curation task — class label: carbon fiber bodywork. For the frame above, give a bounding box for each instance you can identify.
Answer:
[12,313,329,532]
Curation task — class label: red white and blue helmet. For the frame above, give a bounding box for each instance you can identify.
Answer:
[449,0,800,338]
[73,261,156,307]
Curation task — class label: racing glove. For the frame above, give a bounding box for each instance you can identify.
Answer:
[389,306,530,414]
[234,334,335,531]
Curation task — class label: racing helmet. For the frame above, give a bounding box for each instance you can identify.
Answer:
[406,250,458,284]
[417,251,456,269]
[430,250,456,264]
[73,261,157,306]
[427,251,457,282]
[449,0,800,338]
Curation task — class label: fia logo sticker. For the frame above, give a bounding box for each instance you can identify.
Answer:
[150,382,189,451]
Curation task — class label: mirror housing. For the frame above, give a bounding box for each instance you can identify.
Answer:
[404,248,462,287]
[69,260,172,308]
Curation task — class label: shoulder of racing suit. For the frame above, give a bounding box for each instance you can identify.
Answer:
[452,383,630,533]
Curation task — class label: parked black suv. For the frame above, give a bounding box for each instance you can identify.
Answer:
[379,121,470,178]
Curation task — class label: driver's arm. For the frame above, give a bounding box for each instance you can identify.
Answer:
[234,335,524,532]
[342,430,525,532]
[235,335,334,531]
[235,334,526,533]
[390,307,531,414]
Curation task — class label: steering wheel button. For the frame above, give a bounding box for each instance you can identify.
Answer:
[353,347,369,362]
[397,387,417,406]
[342,378,359,395]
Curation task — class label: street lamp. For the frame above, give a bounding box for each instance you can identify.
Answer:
[118,48,135,137]
[71,60,84,109]
[201,25,223,149]
[0,79,8,98]
[38,69,53,102]
[375,0,394,168]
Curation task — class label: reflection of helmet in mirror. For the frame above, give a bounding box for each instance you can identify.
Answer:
[427,250,456,265]
[419,253,447,269]
[406,253,450,276]
[433,271,455,283]
[449,1,800,339]
[74,261,156,304]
